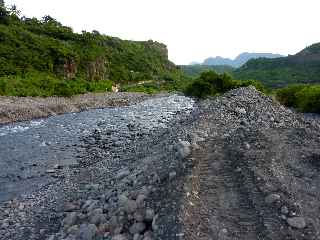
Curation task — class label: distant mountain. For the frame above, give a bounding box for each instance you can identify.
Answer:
[202,52,285,68]
[233,43,320,88]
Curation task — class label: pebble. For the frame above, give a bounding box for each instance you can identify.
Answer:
[116,168,130,179]
[177,140,191,159]
[63,212,78,228]
[265,193,281,204]
[129,222,146,234]
[169,171,177,180]
[112,234,128,240]
[76,224,97,240]
[64,202,80,212]
[281,206,289,215]
[145,209,155,222]
[287,217,306,229]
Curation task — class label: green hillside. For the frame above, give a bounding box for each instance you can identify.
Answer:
[179,64,234,78]
[233,43,320,88]
[0,4,185,96]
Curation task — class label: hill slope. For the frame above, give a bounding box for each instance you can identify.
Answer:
[0,6,184,96]
[179,64,234,77]
[202,52,284,68]
[233,43,320,88]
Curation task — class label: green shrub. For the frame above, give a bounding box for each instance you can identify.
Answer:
[276,84,320,113]
[275,84,305,107]
[184,70,265,98]
[295,86,320,113]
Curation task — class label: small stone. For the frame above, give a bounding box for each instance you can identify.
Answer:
[77,224,97,240]
[54,164,63,169]
[235,107,246,114]
[265,194,281,204]
[63,212,78,228]
[124,200,138,214]
[145,209,155,222]
[85,184,100,191]
[281,206,289,215]
[287,217,306,229]
[133,211,145,222]
[89,209,106,225]
[176,140,191,159]
[68,225,80,235]
[116,168,130,179]
[244,142,250,150]
[112,234,128,240]
[64,202,80,212]
[129,222,146,234]
[46,169,55,174]
[136,194,146,207]
[152,214,158,231]
[169,171,177,180]
[133,234,143,240]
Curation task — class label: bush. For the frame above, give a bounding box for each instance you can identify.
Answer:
[184,70,265,98]
[275,84,305,107]
[276,84,320,113]
[184,71,234,98]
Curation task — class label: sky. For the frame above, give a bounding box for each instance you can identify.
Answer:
[5,0,320,65]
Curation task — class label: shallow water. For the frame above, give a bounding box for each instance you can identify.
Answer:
[0,95,194,202]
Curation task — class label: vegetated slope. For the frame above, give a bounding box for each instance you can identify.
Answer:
[233,43,320,88]
[0,5,185,96]
[179,64,235,78]
[202,52,284,68]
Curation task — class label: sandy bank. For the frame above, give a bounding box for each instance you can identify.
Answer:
[0,92,149,125]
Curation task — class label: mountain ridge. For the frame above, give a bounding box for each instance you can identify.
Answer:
[200,52,285,68]
[233,43,320,88]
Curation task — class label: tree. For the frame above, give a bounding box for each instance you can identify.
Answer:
[0,0,9,24]
[9,4,21,16]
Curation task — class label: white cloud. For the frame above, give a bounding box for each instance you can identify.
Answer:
[5,0,320,64]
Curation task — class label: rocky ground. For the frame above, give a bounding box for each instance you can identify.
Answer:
[1,87,320,240]
[0,92,150,125]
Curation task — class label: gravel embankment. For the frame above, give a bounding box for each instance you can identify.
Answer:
[180,87,320,239]
[0,92,150,125]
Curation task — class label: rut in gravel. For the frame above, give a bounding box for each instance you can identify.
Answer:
[183,137,266,240]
